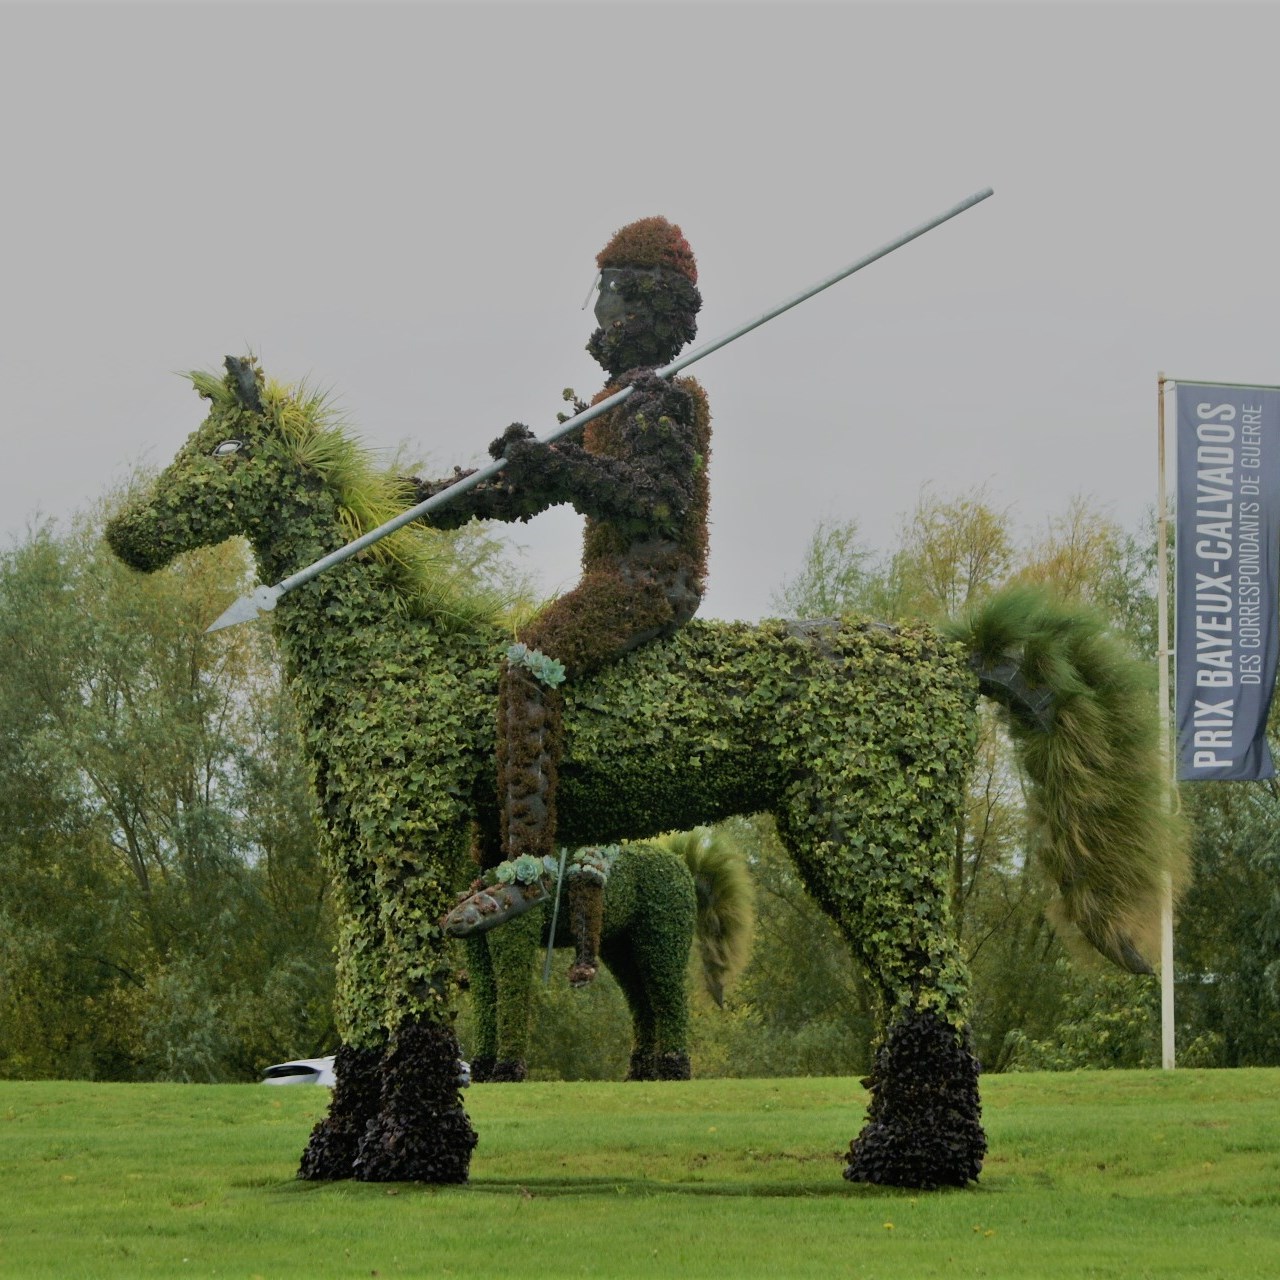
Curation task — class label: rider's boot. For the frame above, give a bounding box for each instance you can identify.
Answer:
[440,875,550,936]
[440,661,562,938]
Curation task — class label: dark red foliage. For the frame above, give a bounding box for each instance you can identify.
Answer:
[844,1011,987,1190]
[298,1042,385,1181]
[352,1019,478,1184]
[597,216,698,282]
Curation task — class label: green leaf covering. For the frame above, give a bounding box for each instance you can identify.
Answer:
[104,358,1186,1189]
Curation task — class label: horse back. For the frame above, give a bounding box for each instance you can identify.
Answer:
[556,617,978,847]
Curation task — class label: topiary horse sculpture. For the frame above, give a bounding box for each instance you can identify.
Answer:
[466,827,755,1083]
[106,358,1187,1190]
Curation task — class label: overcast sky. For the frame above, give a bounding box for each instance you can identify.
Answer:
[3,1,1277,623]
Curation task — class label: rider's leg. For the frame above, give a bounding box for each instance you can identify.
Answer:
[442,574,677,958]
[514,575,674,982]
[498,660,561,864]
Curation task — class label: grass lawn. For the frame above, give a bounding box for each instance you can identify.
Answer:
[2,1070,1278,1278]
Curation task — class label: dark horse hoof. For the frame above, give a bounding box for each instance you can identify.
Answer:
[441,876,552,938]
[844,1010,986,1190]
[626,1049,657,1081]
[655,1051,691,1080]
[352,1019,478,1184]
[486,1058,528,1083]
[626,1049,690,1081]
[469,1055,497,1083]
[298,1042,383,1181]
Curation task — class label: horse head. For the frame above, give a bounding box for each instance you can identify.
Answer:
[106,356,283,573]
[108,355,508,637]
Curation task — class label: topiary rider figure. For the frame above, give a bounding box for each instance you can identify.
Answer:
[416,217,711,985]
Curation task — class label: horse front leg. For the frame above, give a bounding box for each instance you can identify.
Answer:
[353,838,479,1184]
[299,839,387,1181]
[463,934,499,1081]
[354,1016,477,1184]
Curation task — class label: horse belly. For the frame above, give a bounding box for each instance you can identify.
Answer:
[557,729,771,847]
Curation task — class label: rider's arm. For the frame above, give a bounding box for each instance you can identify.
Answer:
[405,416,575,528]
[403,460,552,529]
[500,373,699,530]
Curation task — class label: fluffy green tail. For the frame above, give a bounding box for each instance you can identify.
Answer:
[947,585,1189,973]
[656,827,755,1006]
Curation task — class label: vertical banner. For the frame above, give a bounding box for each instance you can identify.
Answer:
[1175,384,1280,780]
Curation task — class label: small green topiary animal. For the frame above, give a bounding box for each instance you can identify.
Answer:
[464,826,755,1082]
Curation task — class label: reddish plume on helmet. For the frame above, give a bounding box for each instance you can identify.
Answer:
[596,216,698,284]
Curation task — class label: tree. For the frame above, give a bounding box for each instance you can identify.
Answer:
[0,505,334,1080]
[769,517,885,619]
[884,484,1015,617]
[0,468,538,1083]
[1017,496,1156,654]
[1173,782,1280,1066]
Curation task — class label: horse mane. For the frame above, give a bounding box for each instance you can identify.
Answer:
[187,368,511,632]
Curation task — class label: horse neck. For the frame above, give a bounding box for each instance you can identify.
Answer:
[241,479,401,643]
[241,477,469,681]
[243,473,346,588]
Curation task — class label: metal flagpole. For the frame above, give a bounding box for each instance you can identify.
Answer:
[1156,371,1176,1070]
[207,187,995,632]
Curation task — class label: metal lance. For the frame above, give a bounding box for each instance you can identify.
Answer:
[208,187,994,632]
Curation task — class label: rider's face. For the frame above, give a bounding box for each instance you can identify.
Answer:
[586,265,700,378]
[592,269,629,330]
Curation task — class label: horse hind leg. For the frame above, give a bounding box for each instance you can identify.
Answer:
[846,1006,985,1190]
[603,945,691,1081]
[600,938,660,1080]
[776,777,985,1189]
[604,846,697,1081]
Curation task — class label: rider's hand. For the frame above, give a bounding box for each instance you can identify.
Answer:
[619,367,662,395]
[488,422,537,461]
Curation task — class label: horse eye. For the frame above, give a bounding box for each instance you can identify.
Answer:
[213,439,243,457]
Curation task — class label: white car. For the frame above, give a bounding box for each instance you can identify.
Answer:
[261,1056,337,1086]
[261,1056,471,1087]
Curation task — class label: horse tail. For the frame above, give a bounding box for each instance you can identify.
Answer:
[946,584,1189,974]
[656,827,755,1007]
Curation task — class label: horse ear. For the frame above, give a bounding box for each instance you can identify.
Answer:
[224,355,264,412]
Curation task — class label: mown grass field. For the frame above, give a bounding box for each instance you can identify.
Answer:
[3,1070,1278,1278]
